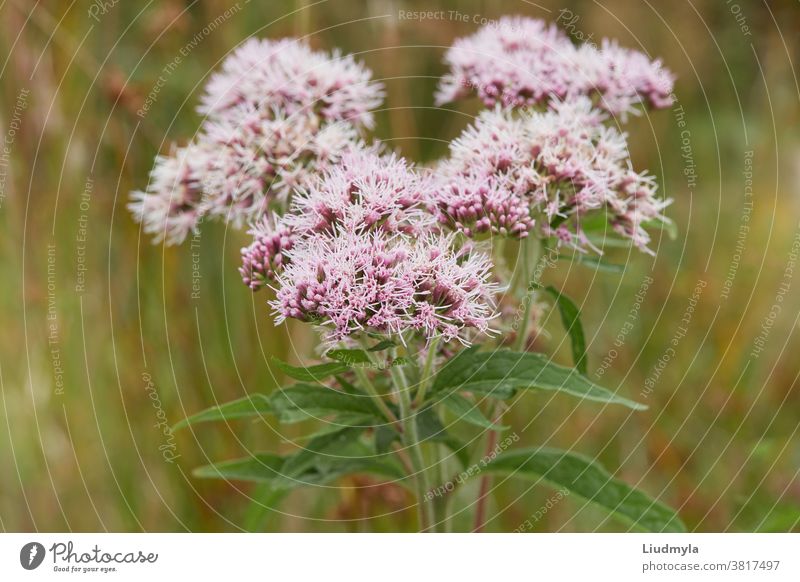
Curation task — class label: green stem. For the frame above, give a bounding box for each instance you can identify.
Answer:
[353,366,401,429]
[413,337,440,409]
[514,237,543,352]
[390,363,435,532]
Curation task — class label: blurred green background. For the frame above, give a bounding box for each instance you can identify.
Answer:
[0,0,798,532]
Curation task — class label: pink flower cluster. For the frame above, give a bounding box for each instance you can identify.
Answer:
[129,38,383,245]
[272,231,498,344]
[430,98,670,251]
[239,213,295,291]
[436,16,674,118]
[259,150,499,344]
[239,150,434,289]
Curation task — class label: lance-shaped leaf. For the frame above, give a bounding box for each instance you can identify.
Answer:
[440,393,508,431]
[195,427,405,490]
[326,349,372,365]
[172,394,272,431]
[432,349,645,410]
[272,357,349,382]
[194,453,285,483]
[269,384,383,423]
[194,452,404,489]
[545,286,588,374]
[485,447,685,532]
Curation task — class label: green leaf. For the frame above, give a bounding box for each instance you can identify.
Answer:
[276,426,368,488]
[172,394,272,431]
[432,349,645,410]
[242,484,289,532]
[486,448,685,532]
[416,407,471,468]
[440,393,507,431]
[374,425,401,455]
[272,357,349,382]
[269,384,382,423]
[545,286,588,375]
[562,254,625,273]
[368,340,397,352]
[194,453,285,483]
[327,349,372,365]
[194,451,404,489]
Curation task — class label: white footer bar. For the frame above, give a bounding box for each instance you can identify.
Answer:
[1,533,797,581]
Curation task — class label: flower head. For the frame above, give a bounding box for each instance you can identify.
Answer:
[285,149,435,238]
[436,16,675,118]
[240,213,296,291]
[128,143,213,245]
[430,98,670,252]
[199,38,384,128]
[131,38,383,245]
[271,230,499,344]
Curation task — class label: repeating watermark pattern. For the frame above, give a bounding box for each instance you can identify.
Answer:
[721,150,754,300]
[424,432,519,501]
[137,4,245,118]
[75,175,93,294]
[641,279,707,398]
[673,100,698,193]
[595,275,654,378]
[750,225,800,360]
[513,488,570,532]
[87,0,120,22]
[190,222,202,300]
[0,87,29,209]
[556,9,597,48]
[142,372,180,463]
[47,243,65,396]
[725,0,752,37]
[397,9,511,28]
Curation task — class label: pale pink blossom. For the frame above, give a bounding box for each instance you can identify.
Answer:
[436,16,675,118]
[285,149,435,238]
[128,143,213,245]
[430,98,670,251]
[271,231,499,344]
[198,37,383,128]
[130,38,383,245]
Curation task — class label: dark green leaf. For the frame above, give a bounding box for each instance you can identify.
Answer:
[374,425,401,455]
[242,484,289,532]
[416,407,470,468]
[194,451,404,490]
[440,393,507,431]
[276,426,367,487]
[327,349,372,365]
[486,447,685,532]
[194,453,285,483]
[368,340,397,352]
[269,384,382,423]
[432,349,645,410]
[545,286,588,374]
[272,357,349,382]
[172,394,272,431]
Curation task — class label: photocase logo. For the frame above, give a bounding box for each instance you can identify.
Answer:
[20,542,46,570]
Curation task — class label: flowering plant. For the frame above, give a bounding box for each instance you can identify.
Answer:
[133,17,684,532]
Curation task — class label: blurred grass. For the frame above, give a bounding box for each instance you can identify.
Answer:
[0,0,798,532]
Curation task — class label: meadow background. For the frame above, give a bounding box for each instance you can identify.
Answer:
[0,0,798,532]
